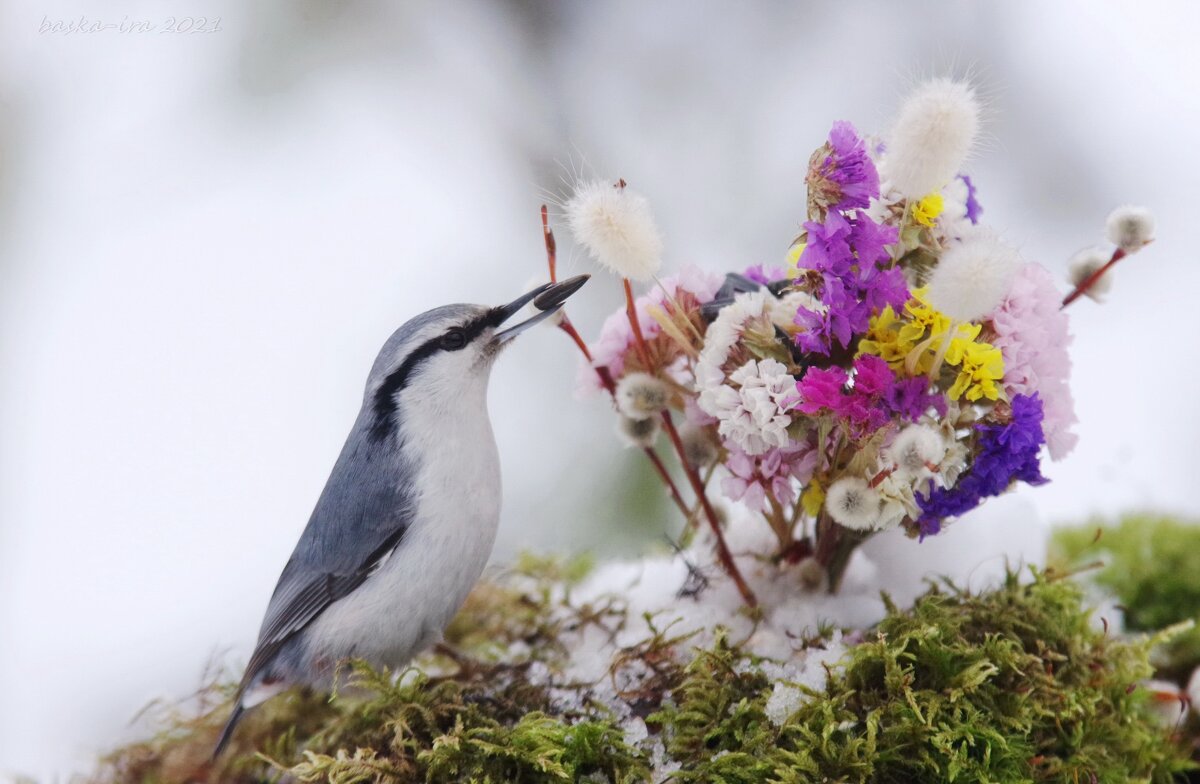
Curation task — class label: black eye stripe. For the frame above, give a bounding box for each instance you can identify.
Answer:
[368,309,505,441]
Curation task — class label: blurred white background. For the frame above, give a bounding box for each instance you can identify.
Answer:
[2,0,1198,778]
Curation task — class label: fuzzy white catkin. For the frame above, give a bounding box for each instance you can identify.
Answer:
[615,372,670,420]
[616,414,660,448]
[885,78,981,199]
[925,230,1023,322]
[1067,248,1114,301]
[825,476,881,531]
[566,179,663,282]
[1105,205,1155,251]
[887,424,946,480]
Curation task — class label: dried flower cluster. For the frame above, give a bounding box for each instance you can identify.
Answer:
[543,78,1152,597]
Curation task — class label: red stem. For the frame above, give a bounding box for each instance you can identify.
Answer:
[1061,247,1125,308]
[541,205,557,282]
[623,278,654,370]
[660,410,757,607]
[538,206,750,604]
[540,207,691,521]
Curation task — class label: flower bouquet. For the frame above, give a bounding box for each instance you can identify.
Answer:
[538,78,1154,606]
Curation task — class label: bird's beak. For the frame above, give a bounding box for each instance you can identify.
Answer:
[493,274,589,343]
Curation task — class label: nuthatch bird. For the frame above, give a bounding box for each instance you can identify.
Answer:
[215,275,589,756]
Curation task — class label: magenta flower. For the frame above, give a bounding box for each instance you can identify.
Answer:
[796,355,943,437]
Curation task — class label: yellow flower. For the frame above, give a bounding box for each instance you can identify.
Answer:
[801,482,825,518]
[912,192,945,228]
[786,241,806,279]
[858,304,912,368]
[945,339,1005,401]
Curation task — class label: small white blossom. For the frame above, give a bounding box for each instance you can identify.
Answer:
[566,179,663,282]
[925,229,1023,322]
[825,476,882,531]
[699,358,795,456]
[873,472,920,531]
[695,291,768,390]
[936,176,975,240]
[616,414,660,448]
[615,372,670,420]
[887,424,947,481]
[883,78,981,199]
[1067,248,1114,302]
[1105,204,1155,252]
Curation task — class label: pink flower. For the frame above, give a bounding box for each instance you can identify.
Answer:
[577,265,725,394]
[721,443,817,511]
[989,263,1078,460]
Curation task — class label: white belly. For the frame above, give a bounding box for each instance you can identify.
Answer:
[301,399,502,675]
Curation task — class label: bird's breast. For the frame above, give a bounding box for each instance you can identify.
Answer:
[303,405,502,669]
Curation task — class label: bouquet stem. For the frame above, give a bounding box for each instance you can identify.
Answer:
[539,207,694,528]
[660,409,758,607]
[813,512,865,594]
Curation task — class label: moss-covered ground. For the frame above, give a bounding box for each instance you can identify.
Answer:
[82,548,1193,784]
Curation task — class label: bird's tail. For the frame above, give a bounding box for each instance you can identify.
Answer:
[212,702,245,761]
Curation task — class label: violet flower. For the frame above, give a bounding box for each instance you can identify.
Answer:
[917,393,1048,535]
[806,120,881,213]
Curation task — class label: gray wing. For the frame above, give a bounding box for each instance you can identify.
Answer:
[237,421,418,693]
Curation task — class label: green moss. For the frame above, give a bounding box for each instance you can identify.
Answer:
[1051,513,1200,677]
[86,565,1189,784]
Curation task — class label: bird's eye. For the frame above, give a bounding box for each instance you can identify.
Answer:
[440,328,468,351]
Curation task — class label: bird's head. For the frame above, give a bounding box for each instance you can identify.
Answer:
[364,275,589,441]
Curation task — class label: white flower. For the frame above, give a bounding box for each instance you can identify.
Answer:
[694,291,768,392]
[616,414,660,448]
[873,466,923,530]
[883,78,981,199]
[1105,204,1155,251]
[699,358,795,456]
[1067,248,1114,302]
[825,476,881,531]
[936,175,974,240]
[886,424,947,481]
[925,229,1023,322]
[615,372,670,420]
[566,179,663,282]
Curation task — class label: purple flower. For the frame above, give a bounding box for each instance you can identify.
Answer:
[743,264,789,285]
[792,210,908,355]
[917,393,1047,535]
[961,175,982,224]
[887,376,947,422]
[848,214,898,268]
[806,121,881,213]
